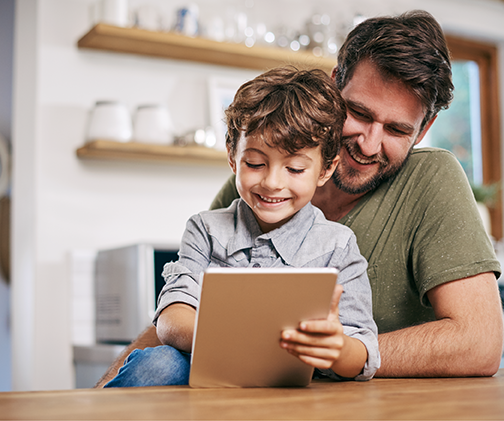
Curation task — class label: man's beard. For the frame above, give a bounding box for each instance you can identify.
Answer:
[332,137,413,195]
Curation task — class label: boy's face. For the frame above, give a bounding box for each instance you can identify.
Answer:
[228,132,338,233]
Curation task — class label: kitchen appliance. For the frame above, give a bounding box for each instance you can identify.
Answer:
[94,243,179,344]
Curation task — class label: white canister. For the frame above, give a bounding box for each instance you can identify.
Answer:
[133,105,174,145]
[94,0,129,27]
[86,101,132,142]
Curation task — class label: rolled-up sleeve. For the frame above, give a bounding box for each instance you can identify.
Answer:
[328,233,380,381]
[152,214,211,325]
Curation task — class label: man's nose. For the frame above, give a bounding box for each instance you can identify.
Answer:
[357,123,383,157]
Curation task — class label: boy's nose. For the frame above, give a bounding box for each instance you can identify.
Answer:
[261,168,284,191]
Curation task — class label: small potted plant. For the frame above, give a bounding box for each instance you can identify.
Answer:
[471,182,500,236]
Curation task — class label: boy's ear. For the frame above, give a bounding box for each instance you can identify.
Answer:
[227,145,237,174]
[317,156,340,187]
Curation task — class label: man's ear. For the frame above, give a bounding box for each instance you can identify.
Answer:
[414,115,438,146]
[318,156,340,187]
[330,66,338,81]
[227,146,237,174]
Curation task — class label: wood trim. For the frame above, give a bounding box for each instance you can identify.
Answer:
[446,35,503,239]
[0,196,9,282]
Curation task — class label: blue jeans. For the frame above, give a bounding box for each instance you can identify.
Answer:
[104,345,191,387]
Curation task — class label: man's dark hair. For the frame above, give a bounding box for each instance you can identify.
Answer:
[226,66,346,170]
[334,10,454,131]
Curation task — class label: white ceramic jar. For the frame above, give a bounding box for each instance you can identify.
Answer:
[133,104,174,145]
[86,101,132,142]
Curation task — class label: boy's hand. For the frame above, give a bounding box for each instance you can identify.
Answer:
[280,284,344,370]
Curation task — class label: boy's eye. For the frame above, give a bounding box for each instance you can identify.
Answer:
[245,162,264,169]
[288,167,305,174]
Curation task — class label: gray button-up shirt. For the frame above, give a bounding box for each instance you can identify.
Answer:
[155,198,379,380]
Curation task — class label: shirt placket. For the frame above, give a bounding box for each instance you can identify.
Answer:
[249,237,278,268]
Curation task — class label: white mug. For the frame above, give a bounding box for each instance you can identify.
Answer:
[134,4,161,31]
[133,105,174,145]
[174,4,200,37]
[87,101,132,142]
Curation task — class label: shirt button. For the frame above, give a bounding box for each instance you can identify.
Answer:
[252,263,261,268]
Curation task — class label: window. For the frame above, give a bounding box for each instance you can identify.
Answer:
[421,36,502,239]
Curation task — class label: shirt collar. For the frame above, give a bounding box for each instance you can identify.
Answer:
[227,199,316,265]
[226,199,262,254]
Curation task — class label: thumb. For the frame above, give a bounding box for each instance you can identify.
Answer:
[328,284,343,322]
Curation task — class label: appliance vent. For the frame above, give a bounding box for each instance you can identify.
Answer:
[96,294,121,324]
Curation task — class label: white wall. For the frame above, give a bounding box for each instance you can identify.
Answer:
[10,0,504,390]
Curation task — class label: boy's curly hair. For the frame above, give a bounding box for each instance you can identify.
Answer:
[225,66,346,170]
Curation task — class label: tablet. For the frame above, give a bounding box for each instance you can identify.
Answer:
[189,267,338,388]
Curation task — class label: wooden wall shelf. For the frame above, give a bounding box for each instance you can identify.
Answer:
[76,140,228,166]
[76,25,336,166]
[77,24,337,73]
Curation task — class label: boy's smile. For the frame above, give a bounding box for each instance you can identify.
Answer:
[228,133,338,233]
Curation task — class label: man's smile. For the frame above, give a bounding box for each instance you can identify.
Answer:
[343,138,388,168]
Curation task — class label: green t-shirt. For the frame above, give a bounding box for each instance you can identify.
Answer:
[210,147,501,334]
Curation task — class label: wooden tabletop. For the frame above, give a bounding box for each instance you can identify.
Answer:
[2,369,504,420]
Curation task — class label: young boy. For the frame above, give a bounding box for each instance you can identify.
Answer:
[105,67,379,387]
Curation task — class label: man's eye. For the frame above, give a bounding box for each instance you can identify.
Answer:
[387,127,409,137]
[245,162,263,169]
[349,108,370,120]
[288,167,305,174]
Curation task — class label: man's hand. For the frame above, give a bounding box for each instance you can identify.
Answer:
[280,284,367,378]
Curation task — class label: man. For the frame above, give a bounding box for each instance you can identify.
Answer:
[95,10,502,387]
[210,10,503,378]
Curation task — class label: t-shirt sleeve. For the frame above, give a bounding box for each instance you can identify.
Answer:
[210,174,239,210]
[410,151,501,306]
